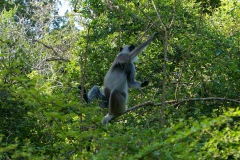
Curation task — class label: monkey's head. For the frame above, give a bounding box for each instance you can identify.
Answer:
[119,45,138,62]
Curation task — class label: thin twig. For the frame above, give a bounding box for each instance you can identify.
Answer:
[151,0,166,30]
[133,2,163,31]
[168,0,177,29]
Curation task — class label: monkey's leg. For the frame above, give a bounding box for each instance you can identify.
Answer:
[88,85,108,108]
[109,89,127,115]
[102,90,126,125]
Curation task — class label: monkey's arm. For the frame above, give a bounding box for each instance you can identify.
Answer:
[114,53,132,63]
[115,33,157,63]
[129,33,157,59]
[127,63,148,88]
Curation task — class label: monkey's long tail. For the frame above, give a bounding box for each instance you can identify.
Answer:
[102,114,114,125]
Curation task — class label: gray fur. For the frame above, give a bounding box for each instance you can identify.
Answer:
[102,38,154,125]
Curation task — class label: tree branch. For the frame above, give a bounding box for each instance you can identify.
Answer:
[151,0,166,30]
[33,39,60,56]
[174,97,240,105]
[33,57,70,70]
[133,2,163,31]
[110,97,240,122]
[45,57,70,62]
[151,0,176,126]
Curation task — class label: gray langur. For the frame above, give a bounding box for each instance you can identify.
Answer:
[103,33,156,124]
[78,45,141,109]
[79,33,156,125]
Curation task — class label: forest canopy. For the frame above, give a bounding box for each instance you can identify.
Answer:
[0,0,239,159]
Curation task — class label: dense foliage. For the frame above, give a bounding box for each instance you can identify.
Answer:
[0,0,239,159]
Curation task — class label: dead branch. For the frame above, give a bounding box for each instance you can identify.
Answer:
[33,39,60,56]
[33,57,70,70]
[152,0,166,30]
[45,57,70,62]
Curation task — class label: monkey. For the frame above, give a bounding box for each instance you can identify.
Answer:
[79,33,156,124]
[78,45,147,109]
[102,33,156,125]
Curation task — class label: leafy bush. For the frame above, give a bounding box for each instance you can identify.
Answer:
[0,0,239,159]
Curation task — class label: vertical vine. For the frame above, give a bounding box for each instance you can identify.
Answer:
[79,26,91,123]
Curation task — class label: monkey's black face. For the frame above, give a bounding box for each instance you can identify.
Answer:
[119,45,135,52]
[129,45,135,52]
